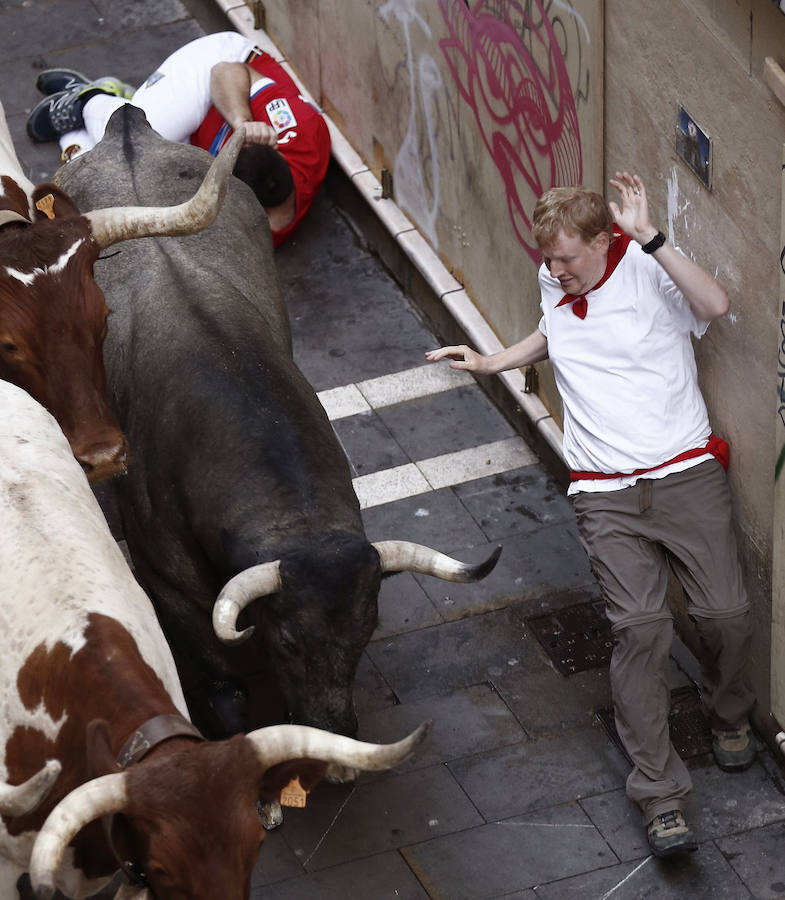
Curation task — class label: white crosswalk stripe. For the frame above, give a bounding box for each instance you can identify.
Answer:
[318,362,474,421]
[317,367,537,509]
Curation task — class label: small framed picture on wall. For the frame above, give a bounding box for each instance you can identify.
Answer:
[675,106,712,189]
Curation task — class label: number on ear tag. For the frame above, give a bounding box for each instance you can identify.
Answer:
[280,776,307,808]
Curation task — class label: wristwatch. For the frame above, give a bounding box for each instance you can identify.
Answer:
[641,231,666,254]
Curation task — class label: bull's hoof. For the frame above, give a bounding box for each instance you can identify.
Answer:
[257,799,284,830]
[207,680,249,736]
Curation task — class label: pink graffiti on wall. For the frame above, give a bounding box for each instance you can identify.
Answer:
[438,0,583,263]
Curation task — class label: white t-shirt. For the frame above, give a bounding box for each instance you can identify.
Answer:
[537,239,713,495]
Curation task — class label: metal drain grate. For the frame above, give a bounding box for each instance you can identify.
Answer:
[596,686,713,763]
[525,598,613,675]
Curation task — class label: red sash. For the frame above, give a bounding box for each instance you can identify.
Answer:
[570,434,729,482]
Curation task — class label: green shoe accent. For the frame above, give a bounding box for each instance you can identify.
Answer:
[80,76,135,101]
[27,77,136,142]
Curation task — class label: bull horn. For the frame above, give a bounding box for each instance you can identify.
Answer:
[246,722,430,772]
[85,125,246,249]
[213,560,282,645]
[29,773,128,900]
[0,760,61,817]
[372,540,502,582]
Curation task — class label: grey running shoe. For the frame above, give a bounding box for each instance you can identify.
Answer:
[646,809,698,857]
[35,68,90,95]
[712,722,756,772]
[27,77,135,142]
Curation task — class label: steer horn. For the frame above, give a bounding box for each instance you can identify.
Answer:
[212,543,502,645]
[372,540,502,581]
[85,125,246,249]
[29,773,128,900]
[213,560,281,645]
[246,722,430,772]
[0,760,61,817]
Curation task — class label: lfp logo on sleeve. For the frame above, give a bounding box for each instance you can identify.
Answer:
[266,98,297,134]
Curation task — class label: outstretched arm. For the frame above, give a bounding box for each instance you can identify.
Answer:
[209,62,279,147]
[425,328,548,375]
[608,170,728,321]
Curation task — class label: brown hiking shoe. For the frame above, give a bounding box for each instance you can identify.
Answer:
[712,722,756,772]
[646,809,698,857]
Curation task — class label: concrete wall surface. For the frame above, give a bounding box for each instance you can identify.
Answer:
[261,0,603,401]
[259,0,785,738]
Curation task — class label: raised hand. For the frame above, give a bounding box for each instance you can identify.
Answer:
[608,171,658,245]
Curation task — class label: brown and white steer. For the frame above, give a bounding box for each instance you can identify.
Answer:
[0,379,427,900]
[0,99,242,482]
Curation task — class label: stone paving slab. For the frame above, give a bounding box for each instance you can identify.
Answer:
[362,484,490,551]
[356,683,527,773]
[332,409,410,477]
[276,189,374,279]
[491,658,612,739]
[92,0,189,30]
[376,385,516,461]
[284,253,436,390]
[353,651,397,716]
[400,802,616,900]
[453,464,576,541]
[271,764,484,872]
[373,569,445,640]
[448,723,629,821]
[252,849,430,899]
[531,842,754,900]
[247,828,303,886]
[0,0,107,63]
[366,602,549,705]
[414,524,595,620]
[417,437,538,490]
[716,820,785,899]
[687,755,785,842]
[489,892,536,900]
[358,362,476,409]
[29,20,205,96]
[490,892,536,899]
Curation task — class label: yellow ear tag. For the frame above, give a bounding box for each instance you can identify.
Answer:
[35,194,56,220]
[280,776,308,808]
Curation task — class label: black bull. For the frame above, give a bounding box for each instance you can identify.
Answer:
[57,107,500,740]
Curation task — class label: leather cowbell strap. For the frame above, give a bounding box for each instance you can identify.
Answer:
[104,714,206,889]
[115,713,205,768]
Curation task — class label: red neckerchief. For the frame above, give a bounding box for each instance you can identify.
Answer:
[555,226,632,319]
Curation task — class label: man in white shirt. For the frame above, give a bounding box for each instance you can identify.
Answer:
[426,171,754,858]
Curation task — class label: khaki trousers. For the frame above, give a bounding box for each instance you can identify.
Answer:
[572,460,754,823]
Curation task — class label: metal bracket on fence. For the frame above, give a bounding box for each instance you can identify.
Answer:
[380,167,394,200]
[251,0,266,31]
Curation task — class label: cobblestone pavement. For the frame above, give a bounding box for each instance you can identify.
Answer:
[4,0,785,897]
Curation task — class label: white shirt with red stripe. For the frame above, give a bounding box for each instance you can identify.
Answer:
[537,236,714,495]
